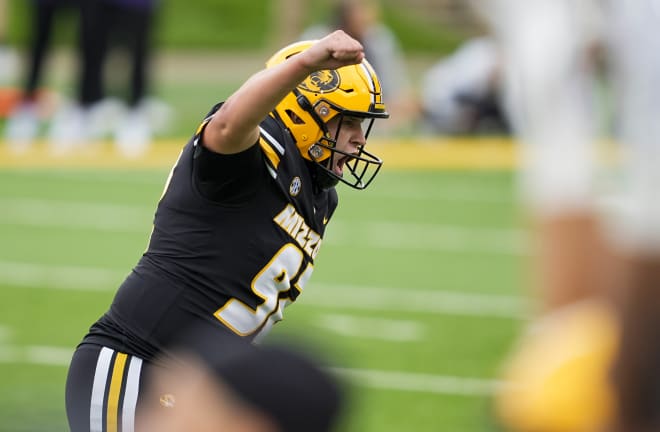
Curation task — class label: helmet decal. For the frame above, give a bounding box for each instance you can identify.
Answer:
[359,61,387,112]
[299,70,340,93]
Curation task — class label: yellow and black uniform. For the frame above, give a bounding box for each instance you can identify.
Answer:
[65,104,338,432]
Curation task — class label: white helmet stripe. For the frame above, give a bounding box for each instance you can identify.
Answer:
[359,62,377,106]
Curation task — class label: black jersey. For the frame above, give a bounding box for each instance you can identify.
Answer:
[83,105,338,360]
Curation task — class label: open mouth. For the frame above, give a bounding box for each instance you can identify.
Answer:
[333,154,354,177]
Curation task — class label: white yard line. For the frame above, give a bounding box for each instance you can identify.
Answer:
[0,260,125,291]
[325,221,527,254]
[0,198,153,233]
[0,197,526,253]
[5,170,513,202]
[6,170,167,185]
[0,344,72,366]
[365,185,514,204]
[332,367,505,396]
[306,283,528,319]
[24,345,74,366]
[0,324,12,341]
[0,260,528,319]
[315,314,425,341]
[0,338,504,396]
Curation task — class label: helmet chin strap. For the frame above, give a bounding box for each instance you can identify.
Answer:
[310,160,340,190]
[308,135,340,190]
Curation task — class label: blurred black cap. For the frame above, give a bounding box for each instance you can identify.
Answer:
[174,325,345,432]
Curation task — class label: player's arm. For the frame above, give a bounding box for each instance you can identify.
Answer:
[203,30,365,155]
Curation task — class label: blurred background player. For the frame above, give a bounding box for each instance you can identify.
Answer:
[4,0,165,156]
[137,329,345,432]
[4,0,81,151]
[419,35,509,136]
[0,0,21,120]
[470,0,660,430]
[302,0,418,133]
[0,0,18,83]
[75,0,162,157]
[605,2,660,429]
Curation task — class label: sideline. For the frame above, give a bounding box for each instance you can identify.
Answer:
[0,137,518,170]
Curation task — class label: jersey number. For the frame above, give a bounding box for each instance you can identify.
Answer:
[213,243,313,337]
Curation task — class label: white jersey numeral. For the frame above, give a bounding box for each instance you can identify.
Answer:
[214,243,313,336]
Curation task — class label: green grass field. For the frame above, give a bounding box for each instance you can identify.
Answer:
[0,142,530,431]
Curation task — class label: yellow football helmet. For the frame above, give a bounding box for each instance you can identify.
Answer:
[266,40,389,189]
[495,299,619,432]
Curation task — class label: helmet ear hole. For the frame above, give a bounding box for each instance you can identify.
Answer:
[286,110,305,125]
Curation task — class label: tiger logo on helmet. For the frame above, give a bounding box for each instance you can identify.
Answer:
[299,70,341,93]
[266,40,389,190]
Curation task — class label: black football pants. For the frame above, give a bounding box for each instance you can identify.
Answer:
[65,343,150,432]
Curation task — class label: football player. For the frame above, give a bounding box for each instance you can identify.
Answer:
[604,2,660,429]
[65,30,388,432]
[471,0,660,430]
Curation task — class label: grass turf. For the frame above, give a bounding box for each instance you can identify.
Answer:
[0,151,527,431]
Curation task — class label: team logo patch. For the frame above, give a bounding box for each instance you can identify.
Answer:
[289,176,302,196]
[298,70,340,93]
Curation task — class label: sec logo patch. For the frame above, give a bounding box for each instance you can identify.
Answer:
[289,176,302,196]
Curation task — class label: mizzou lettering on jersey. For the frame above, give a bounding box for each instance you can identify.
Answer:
[273,204,322,259]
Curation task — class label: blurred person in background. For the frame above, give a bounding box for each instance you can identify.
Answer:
[604,2,660,429]
[471,0,660,430]
[137,328,345,432]
[0,0,19,84]
[48,0,163,156]
[4,0,165,156]
[0,0,21,117]
[3,0,81,151]
[302,0,418,134]
[0,0,6,62]
[420,35,509,136]
[65,30,388,432]
[72,0,164,157]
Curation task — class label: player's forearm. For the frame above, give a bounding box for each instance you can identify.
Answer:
[204,55,313,154]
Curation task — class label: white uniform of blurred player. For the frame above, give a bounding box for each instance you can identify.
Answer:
[470,0,660,430]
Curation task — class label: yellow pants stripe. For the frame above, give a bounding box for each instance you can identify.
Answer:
[106,352,128,432]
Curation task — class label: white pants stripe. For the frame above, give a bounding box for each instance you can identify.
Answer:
[121,356,143,432]
[90,347,114,432]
